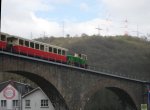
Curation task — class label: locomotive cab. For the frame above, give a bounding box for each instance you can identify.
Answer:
[81,54,87,60]
[74,53,87,60]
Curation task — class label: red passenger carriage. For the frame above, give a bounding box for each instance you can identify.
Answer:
[8,36,68,63]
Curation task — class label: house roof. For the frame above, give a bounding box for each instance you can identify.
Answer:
[22,87,47,98]
[0,80,10,92]
[0,80,34,95]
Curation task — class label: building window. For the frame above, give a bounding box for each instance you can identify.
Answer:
[1,100,7,107]
[41,99,48,107]
[25,100,30,107]
[13,100,19,107]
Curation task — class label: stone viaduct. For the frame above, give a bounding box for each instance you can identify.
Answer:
[0,51,149,110]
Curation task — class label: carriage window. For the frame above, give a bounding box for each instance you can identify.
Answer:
[62,50,66,55]
[25,41,29,47]
[19,39,24,45]
[49,47,52,52]
[58,49,61,55]
[35,43,39,49]
[40,45,44,51]
[53,48,57,54]
[30,42,34,48]
[1,35,6,41]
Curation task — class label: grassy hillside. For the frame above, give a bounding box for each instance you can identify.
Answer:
[36,35,150,81]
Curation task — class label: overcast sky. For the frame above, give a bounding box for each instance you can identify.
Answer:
[1,0,150,38]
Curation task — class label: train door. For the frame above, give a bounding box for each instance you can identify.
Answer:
[7,37,19,46]
[6,37,19,51]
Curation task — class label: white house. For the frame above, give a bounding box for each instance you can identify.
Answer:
[0,83,21,110]
[22,87,55,110]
